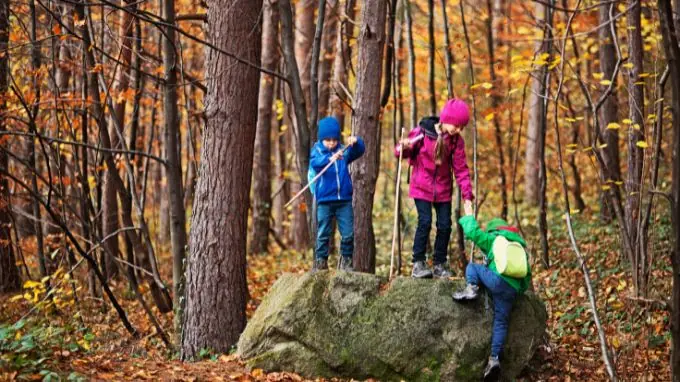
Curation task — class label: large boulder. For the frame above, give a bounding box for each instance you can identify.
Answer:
[237,271,546,381]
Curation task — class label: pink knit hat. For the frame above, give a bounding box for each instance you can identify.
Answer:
[439,99,470,127]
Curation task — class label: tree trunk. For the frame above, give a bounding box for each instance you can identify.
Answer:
[102,0,137,279]
[351,0,387,273]
[597,2,621,222]
[626,0,645,295]
[657,1,680,378]
[181,0,262,359]
[273,82,289,238]
[427,0,436,115]
[251,0,280,254]
[330,0,356,127]
[0,0,20,293]
[162,0,188,340]
[405,0,417,128]
[524,1,546,206]
[318,0,339,117]
[291,0,315,251]
[485,0,508,220]
[29,0,48,279]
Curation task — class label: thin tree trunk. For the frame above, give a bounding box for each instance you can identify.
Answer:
[427,0,436,115]
[537,1,553,267]
[485,0,508,220]
[330,0,356,127]
[351,0,387,273]
[404,0,417,128]
[524,1,546,206]
[657,1,680,378]
[162,0,188,340]
[597,2,621,222]
[273,80,289,238]
[29,0,48,279]
[279,0,313,253]
[440,0,454,98]
[103,0,137,279]
[626,0,646,296]
[251,0,280,254]
[0,0,20,292]
[181,0,262,359]
[318,0,339,117]
[291,0,315,251]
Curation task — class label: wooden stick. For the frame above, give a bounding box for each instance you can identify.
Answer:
[390,128,406,280]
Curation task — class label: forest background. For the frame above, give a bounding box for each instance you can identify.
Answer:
[1,0,680,380]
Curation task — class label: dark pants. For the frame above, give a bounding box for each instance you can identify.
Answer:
[316,200,354,260]
[413,199,452,264]
[466,263,517,358]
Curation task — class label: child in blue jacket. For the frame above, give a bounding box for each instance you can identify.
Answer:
[310,117,365,272]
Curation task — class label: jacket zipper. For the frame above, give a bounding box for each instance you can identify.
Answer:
[335,159,341,199]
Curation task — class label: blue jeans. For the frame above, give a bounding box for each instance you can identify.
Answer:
[316,201,354,260]
[466,263,517,358]
[413,199,452,264]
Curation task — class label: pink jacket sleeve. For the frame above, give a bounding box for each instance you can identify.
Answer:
[452,135,474,201]
[394,127,423,159]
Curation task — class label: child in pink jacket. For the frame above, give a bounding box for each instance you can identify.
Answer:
[395,99,474,278]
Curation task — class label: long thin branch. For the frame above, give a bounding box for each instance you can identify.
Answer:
[0,131,168,165]
[553,1,617,379]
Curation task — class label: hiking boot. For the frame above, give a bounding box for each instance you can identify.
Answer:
[312,258,329,273]
[452,283,479,301]
[411,261,433,278]
[432,263,453,278]
[339,257,354,272]
[483,356,501,382]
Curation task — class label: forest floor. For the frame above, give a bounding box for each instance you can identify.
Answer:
[0,208,673,381]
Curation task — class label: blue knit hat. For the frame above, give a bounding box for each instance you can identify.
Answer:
[318,117,341,141]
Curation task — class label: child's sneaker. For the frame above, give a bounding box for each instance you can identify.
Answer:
[411,261,433,278]
[339,257,353,272]
[312,258,329,273]
[452,283,479,301]
[483,356,501,381]
[432,263,453,278]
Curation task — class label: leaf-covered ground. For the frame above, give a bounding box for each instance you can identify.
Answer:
[1,207,672,381]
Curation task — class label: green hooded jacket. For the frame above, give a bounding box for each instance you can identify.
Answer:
[458,215,532,294]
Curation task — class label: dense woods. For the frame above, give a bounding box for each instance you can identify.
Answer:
[1,0,680,380]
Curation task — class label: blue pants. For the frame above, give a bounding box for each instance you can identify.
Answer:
[466,263,517,358]
[413,199,452,264]
[316,201,354,260]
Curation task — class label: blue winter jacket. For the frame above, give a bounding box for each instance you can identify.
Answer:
[309,138,365,203]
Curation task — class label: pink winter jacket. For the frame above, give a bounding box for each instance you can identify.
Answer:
[394,127,474,203]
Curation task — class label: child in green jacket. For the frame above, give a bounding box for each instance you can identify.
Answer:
[452,211,531,381]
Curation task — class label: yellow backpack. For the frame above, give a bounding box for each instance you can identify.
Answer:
[492,236,528,278]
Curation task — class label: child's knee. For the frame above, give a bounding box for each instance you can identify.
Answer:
[417,215,432,227]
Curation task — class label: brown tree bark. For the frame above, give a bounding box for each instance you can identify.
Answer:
[251,0,280,254]
[427,0,436,115]
[0,0,20,293]
[657,1,680,378]
[162,0,188,339]
[626,0,646,294]
[318,0,339,117]
[597,2,621,222]
[290,0,315,251]
[351,0,387,273]
[405,0,417,128]
[102,0,137,279]
[181,0,262,359]
[330,0,356,128]
[485,0,508,220]
[524,1,547,206]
